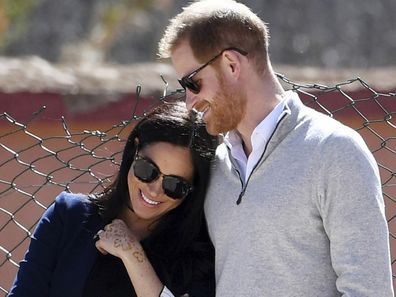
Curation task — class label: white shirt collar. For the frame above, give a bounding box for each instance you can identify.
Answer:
[224,96,288,182]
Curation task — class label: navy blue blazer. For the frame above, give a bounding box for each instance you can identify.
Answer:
[9,192,105,297]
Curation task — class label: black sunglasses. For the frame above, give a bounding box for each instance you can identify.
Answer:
[132,154,193,200]
[178,47,248,94]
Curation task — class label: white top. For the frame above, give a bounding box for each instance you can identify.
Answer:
[224,95,288,183]
[160,286,175,297]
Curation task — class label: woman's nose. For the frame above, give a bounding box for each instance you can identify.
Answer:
[146,178,163,196]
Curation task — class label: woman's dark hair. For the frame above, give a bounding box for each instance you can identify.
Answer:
[90,101,218,294]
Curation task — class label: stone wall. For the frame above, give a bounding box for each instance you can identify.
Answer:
[1,0,395,68]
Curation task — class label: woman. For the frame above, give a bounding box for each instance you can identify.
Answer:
[9,101,218,297]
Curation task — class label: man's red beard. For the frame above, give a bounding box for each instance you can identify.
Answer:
[205,72,247,135]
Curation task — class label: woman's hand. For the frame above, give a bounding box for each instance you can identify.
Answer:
[95,219,146,262]
[95,219,172,297]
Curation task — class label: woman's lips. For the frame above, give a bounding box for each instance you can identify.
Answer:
[140,190,161,207]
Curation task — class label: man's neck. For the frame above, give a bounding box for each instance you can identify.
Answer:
[237,67,286,157]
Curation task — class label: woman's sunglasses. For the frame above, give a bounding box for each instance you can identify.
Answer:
[132,154,193,200]
[178,47,248,94]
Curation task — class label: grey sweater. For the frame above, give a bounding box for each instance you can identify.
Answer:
[205,92,393,297]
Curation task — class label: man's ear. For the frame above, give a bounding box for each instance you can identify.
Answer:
[222,50,242,79]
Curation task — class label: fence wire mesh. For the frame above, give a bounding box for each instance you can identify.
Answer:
[0,75,395,295]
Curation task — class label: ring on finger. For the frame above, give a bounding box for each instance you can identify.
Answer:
[93,229,104,241]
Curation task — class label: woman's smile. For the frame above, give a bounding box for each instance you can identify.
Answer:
[140,190,161,207]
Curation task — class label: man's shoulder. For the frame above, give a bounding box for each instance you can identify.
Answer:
[283,91,349,138]
[282,94,371,161]
[293,97,361,143]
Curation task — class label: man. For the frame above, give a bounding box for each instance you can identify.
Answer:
[158,1,394,296]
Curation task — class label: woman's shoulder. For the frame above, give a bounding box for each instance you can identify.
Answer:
[53,191,97,218]
[54,191,91,207]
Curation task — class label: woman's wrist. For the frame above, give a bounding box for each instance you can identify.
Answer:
[120,241,147,264]
[121,244,165,297]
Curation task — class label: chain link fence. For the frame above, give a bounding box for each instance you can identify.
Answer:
[0,75,395,294]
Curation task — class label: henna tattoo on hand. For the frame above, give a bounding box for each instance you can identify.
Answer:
[132,251,146,263]
[101,220,147,262]
[112,238,146,262]
[113,237,141,252]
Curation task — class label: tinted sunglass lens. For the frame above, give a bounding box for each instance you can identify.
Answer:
[179,78,200,94]
[184,78,200,94]
[163,177,190,199]
[178,79,186,90]
[133,159,159,182]
[133,156,192,200]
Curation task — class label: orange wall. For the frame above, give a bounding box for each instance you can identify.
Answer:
[1,90,395,294]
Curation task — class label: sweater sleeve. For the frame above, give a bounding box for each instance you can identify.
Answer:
[8,192,71,297]
[318,130,393,297]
